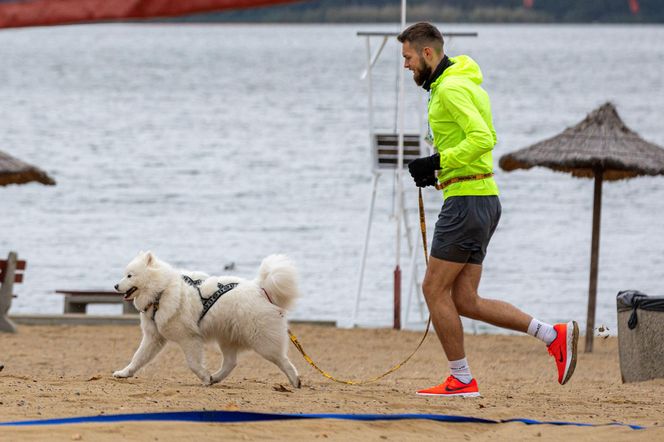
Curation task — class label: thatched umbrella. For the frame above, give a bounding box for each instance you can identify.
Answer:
[0,150,55,186]
[0,150,53,333]
[499,102,664,353]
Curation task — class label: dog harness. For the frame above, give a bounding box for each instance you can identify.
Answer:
[182,275,238,324]
[142,290,164,321]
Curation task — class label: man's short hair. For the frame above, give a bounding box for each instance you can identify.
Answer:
[397,22,444,54]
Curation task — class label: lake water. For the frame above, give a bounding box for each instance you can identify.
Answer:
[1,23,663,334]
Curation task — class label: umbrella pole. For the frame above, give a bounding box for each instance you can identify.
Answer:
[585,167,603,353]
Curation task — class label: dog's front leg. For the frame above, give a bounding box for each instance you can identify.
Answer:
[113,326,165,378]
[210,345,238,385]
[178,338,212,385]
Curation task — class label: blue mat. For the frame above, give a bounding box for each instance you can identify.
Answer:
[0,411,645,430]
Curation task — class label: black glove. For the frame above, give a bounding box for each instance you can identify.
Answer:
[414,174,438,188]
[407,153,440,180]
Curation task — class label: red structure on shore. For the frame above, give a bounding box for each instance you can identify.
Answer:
[0,0,301,29]
[523,0,640,15]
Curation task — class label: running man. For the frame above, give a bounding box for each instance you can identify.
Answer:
[398,22,578,397]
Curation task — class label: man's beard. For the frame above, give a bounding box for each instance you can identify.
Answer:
[413,59,432,86]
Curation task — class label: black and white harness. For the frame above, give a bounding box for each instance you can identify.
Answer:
[144,275,238,324]
[182,275,238,324]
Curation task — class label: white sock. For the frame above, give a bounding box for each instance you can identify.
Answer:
[449,357,472,384]
[527,318,557,346]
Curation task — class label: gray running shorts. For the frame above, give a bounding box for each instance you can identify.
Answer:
[430,196,501,265]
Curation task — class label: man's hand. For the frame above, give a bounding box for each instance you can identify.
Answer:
[408,153,440,179]
[414,174,438,188]
[408,153,440,187]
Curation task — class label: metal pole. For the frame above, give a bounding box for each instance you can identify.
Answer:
[353,37,378,327]
[360,36,389,80]
[366,36,375,165]
[585,167,603,353]
[393,0,407,330]
[405,214,424,324]
[353,173,380,326]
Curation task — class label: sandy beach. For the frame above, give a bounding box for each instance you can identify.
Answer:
[1,323,663,441]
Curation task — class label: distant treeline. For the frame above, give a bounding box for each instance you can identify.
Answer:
[171,0,664,23]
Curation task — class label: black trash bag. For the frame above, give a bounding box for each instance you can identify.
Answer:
[617,290,664,330]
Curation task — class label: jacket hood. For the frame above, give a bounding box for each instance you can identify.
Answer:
[436,55,483,86]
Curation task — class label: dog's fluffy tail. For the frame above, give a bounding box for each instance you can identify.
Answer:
[256,254,300,311]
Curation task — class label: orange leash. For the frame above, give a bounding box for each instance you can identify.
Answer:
[286,189,433,385]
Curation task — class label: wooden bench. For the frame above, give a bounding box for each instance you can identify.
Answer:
[55,290,138,314]
[0,251,26,333]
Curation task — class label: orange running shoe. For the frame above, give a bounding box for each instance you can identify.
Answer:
[416,376,480,397]
[547,320,579,385]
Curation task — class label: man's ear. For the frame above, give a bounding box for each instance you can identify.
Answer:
[422,46,434,61]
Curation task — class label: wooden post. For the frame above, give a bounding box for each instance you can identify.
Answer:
[585,167,603,353]
[394,266,401,330]
[0,251,18,333]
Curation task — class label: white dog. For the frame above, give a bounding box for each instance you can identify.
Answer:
[113,251,301,388]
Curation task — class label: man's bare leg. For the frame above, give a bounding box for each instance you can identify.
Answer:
[451,263,579,385]
[417,255,481,396]
[451,263,531,332]
[421,256,467,361]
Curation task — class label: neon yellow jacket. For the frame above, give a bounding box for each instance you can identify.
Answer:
[428,55,499,198]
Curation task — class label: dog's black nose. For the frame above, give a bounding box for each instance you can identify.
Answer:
[114,284,119,291]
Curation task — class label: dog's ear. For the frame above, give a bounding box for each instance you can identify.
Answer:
[145,251,154,267]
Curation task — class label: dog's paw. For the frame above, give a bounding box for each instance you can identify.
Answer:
[113,369,132,378]
[202,375,213,386]
[294,377,301,389]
